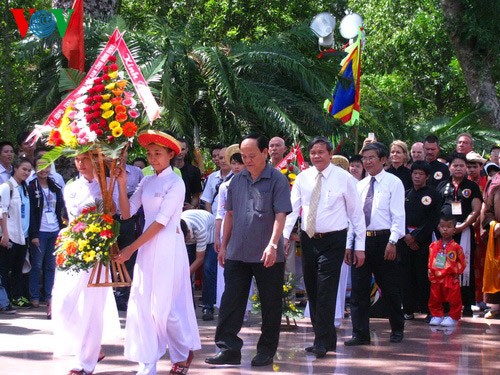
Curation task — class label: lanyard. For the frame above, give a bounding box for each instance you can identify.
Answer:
[41,187,53,212]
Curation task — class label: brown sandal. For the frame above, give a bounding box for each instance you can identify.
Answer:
[169,351,193,374]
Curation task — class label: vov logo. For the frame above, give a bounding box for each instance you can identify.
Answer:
[10,9,76,38]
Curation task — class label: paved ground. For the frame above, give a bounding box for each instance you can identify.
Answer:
[1,304,499,374]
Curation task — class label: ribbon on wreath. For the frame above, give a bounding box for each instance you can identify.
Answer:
[275,143,307,171]
[41,29,159,132]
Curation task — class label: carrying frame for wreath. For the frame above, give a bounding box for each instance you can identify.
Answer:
[30,29,160,287]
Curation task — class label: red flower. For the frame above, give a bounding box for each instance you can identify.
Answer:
[56,253,66,266]
[107,136,114,143]
[108,55,116,63]
[49,130,63,146]
[94,84,105,93]
[93,95,103,102]
[81,206,97,215]
[109,63,118,71]
[110,97,122,106]
[83,106,93,113]
[94,77,103,84]
[95,129,103,136]
[115,105,127,114]
[102,74,110,81]
[66,242,77,255]
[115,112,127,122]
[100,229,114,239]
[84,97,93,105]
[122,122,138,137]
[86,114,94,122]
[288,165,294,171]
[88,87,96,95]
[89,123,99,132]
[93,111,101,119]
[103,66,109,73]
[102,214,114,224]
[99,119,107,127]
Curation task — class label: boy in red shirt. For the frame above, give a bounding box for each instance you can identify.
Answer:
[428,215,467,327]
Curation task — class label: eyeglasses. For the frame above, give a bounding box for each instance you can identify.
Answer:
[361,156,379,162]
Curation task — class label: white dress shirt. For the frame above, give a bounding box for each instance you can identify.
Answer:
[347,169,405,247]
[284,163,366,251]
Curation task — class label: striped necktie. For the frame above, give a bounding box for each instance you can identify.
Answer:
[306,172,323,238]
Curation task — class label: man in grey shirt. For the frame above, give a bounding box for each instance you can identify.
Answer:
[205,133,292,367]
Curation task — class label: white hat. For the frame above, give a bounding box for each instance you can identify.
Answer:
[466,151,486,165]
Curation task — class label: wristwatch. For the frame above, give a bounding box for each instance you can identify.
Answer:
[269,243,278,250]
[388,239,397,245]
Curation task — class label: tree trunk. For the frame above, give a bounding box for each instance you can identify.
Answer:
[440,0,500,129]
[52,0,117,18]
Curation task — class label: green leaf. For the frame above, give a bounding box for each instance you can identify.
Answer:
[59,68,86,93]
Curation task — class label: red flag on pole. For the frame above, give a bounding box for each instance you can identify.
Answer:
[62,0,85,71]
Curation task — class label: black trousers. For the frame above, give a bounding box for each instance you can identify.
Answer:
[398,241,430,314]
[0,241,28,300]
[350,234,404,339]
[215,259,284,356]
[300,230,346,349]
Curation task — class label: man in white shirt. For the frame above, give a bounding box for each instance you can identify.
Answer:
[284,137,366,358]
[201,147,231,214]
[345,142,406,346]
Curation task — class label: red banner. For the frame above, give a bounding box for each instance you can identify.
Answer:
[62,0,84,72]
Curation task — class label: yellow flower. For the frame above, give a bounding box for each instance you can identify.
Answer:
[83,250,96,263]
[87,224,101,233]
[251,294,259,302]
[108,71,118,79]
[112,127,123,137]
[288,173,297,180]
[280,169,287,174]
[109,121,120,129]
[102,110,114,119]
[100,102,113,111]
[105,82,116,90]
[101,94,111,101]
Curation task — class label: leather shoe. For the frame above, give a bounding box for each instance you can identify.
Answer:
[251,353,273,366]
[390,331,404,343]
[205,351,241,365]
[305,345,315,353]
[312,345,327,358]
[344,336,370,346]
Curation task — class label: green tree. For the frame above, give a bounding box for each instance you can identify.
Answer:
[440,0,500,129]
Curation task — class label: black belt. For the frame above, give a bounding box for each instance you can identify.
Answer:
[366,229,390,237]
[311,230,345,239]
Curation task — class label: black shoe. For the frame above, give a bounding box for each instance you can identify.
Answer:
[344,336,370,346]
[251,353,273,366]
[202,308,214,321]
[424,314,432,323]
[462,307,473,317]
[390,331,404,343]
[305,345,315,353]
[205,351,241,365]
[312,345,328,358]
[403,313,414,320]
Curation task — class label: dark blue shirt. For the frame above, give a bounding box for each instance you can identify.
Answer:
[225,164,292,262]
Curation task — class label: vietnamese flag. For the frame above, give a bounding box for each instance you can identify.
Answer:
[62,0,85,72]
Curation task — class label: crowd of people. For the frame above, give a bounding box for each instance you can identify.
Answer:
[0,129,499,374]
